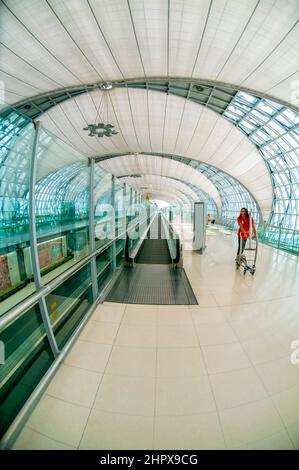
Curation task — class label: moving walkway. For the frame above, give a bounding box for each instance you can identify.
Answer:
[106,213,197,305]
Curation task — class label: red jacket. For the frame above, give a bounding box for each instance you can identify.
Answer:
[237,216,253,240]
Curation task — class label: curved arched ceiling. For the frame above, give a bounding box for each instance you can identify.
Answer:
[39,87,272,216]
[0,0,298,232]
[1,0,298,107]
[116,174,219,214]
[97,151,262,222]
[120,174,218,214]
[123,174,200,202]
[99,154,221,210]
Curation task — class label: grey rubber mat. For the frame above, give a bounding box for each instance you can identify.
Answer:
[135,239,172,264]
[135,213,172,264]
[106,264,198,305]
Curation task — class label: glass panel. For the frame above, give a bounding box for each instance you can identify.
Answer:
[237,92,257,104]
[0,104,36,315]
[116,238,125,267]
[115,182,125,237]
[46,264,92,349]
[0,303,54,438]
[251,110,268,123]
[96,246,113,292]
[94,167,113,250]
[35,129,90,283]
[256,101,276,116]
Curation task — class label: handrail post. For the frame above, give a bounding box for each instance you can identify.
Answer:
[89,158,98,302]
[29,121,59,358]
[278,224,282,250]
[111,175,116,271]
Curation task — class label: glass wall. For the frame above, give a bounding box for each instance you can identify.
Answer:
[0,107,36,314]
[94,165,113,250]
[0,303,54,438]
[46,264,93,350]
[224,91,299,253]
[35,129,90,283]
[0,105,141,316]
[0,103,142,442]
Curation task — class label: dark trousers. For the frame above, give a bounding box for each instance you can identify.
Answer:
[237,237,247,256]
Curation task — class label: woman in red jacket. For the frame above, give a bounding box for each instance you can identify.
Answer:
[236,208,257,261]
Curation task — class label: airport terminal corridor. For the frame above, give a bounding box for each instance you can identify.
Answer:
[12,225,299,450]
[0,0,299,454]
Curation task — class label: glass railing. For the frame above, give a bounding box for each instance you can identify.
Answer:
[0,302,54,439]
[257,224,299,255]
[213,216,299,256]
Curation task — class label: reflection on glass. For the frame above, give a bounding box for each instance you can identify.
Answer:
[96,246,113,291]
[0,109,36,315]
[0,303,54,438]
[35,129,90,283]
[46,264,92,349]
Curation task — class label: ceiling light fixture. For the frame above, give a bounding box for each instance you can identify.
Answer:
[83,83,118,138]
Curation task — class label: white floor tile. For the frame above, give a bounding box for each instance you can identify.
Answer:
[123,305,157,325]
[157,306,193,325]
[209,367,268,410]
[157,324,199,348]
[106,345,156,377]
[27,395,90,447]
[202,342,251,374]
[213,292,247,307]
[242,335,289,365]
[155,376,216,415]
[93,374,155,416]
[219,398,285,449]
[255,356,299,395]
[154,413,226,450]
[195,322,238,345]
[190,306,227,324]
[286,421,299,449]
[13,427,77,450]
[157,347,207,377]
[271,383,299,427]
[195,294,218,308]
[79,409,154,450]
[235,430,294,450]
[92,303,125,323]
[46,364,102,407]
[64,340,112,373]
[79,321,119,345]
[115,324,157,347]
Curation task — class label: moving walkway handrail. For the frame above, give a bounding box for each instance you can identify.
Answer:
[0,217,143,332]
[161,214,181,265]
[125,214,156,263]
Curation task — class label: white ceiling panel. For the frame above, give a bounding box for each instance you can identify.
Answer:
[98,154,221,210]
[1,0,298,105]
[41,87,271,214]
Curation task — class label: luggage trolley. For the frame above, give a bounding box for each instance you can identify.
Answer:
[235,213,258,276]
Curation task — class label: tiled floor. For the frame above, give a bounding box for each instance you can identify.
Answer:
[13,226,299,450]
